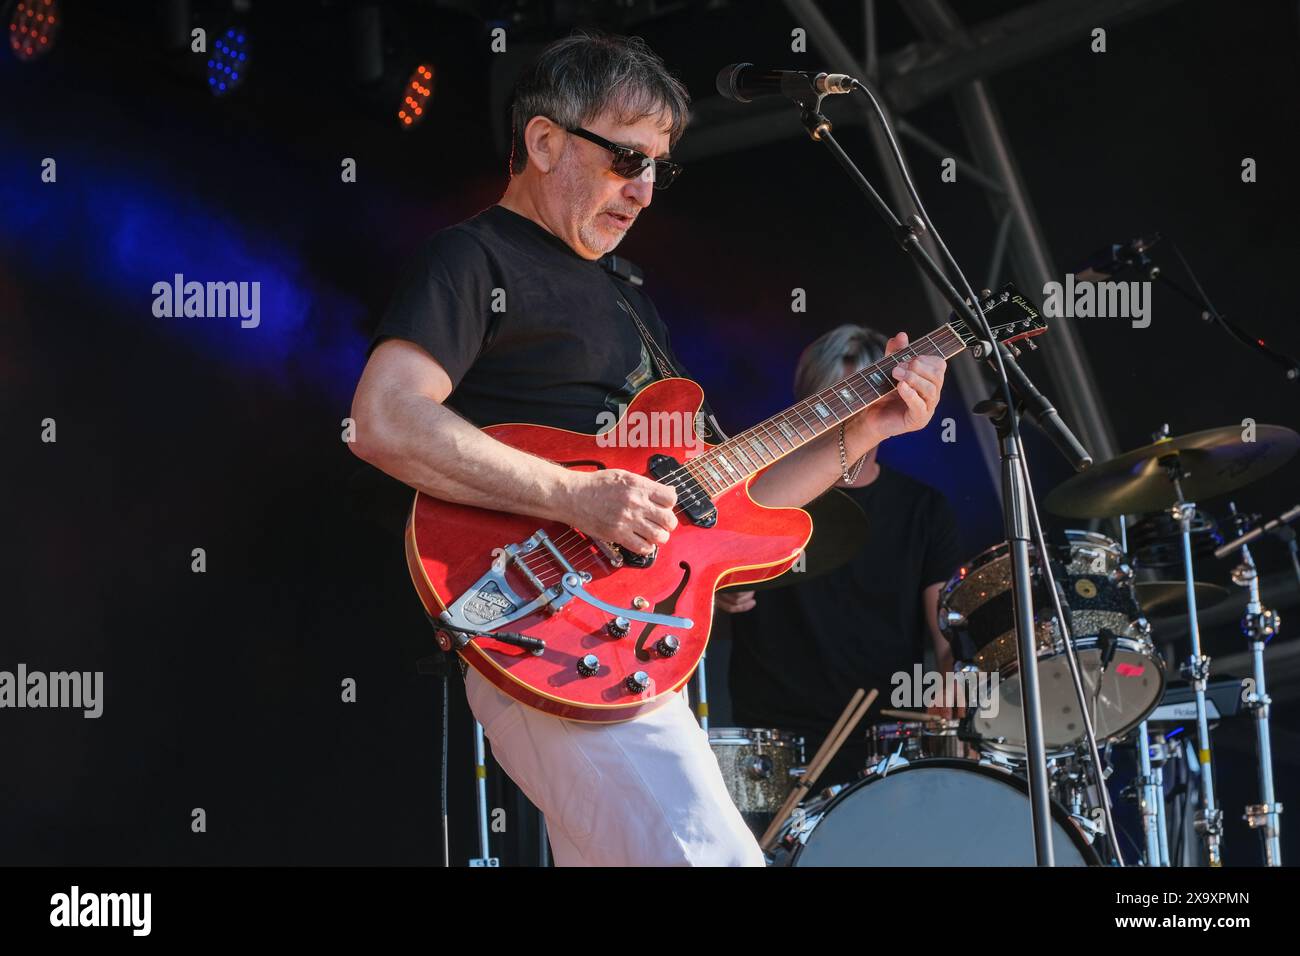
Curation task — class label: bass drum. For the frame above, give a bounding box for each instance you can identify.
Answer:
[786,759,1099,866]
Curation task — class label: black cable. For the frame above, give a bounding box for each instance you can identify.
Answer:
[1115,812,1146,863]
[441,672,450,867]
[1172,749,1189,865]
[1166,238,1300,380]
[847,80,1019,420]
[435,618,545,653]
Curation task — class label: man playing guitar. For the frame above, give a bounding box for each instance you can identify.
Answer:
[349,31,947,866]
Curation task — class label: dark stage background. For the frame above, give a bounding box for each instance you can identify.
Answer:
[4,0,1299,866]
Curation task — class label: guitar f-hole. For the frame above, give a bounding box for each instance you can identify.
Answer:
[634,561,692,661]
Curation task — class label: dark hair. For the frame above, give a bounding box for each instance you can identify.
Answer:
[509,31,691,175]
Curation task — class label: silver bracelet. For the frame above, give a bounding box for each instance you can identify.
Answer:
[838,423,866,484]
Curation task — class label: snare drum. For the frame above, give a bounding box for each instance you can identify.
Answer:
[865,719,973,768]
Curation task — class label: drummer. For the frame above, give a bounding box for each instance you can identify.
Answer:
[717,324,967,785]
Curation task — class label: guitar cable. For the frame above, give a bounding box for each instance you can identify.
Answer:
[434,618,545,654]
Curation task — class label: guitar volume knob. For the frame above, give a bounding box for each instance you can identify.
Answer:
[576,654,600,678]
[654,635,680,657]
[605,616,630,639]
[624,671,650,694]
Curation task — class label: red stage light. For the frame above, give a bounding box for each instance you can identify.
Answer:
[9,0,60,62]
[397,63,435,130]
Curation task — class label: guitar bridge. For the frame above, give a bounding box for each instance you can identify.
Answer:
[440,528,694,638]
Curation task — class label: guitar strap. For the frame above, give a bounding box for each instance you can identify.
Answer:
[606,275,730,444]
[607,278,680,379]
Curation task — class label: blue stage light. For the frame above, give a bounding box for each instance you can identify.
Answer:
[207,25,250,96]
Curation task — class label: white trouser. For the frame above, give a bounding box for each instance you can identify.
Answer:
[463,665,765,867]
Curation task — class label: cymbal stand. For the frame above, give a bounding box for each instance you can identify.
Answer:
[1227,503,1284,865]
[1159,444,1222,865]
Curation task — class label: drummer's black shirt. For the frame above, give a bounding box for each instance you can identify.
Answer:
[729,463,964,783]
[370,203,719,436]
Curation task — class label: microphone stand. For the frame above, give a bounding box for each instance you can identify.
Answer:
[777,78,1063,865]
[975,346,1126,867]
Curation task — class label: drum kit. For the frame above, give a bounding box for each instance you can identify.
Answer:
[710,423,1299,866]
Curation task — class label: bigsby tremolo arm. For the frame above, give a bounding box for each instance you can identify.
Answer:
[440,529,694,637]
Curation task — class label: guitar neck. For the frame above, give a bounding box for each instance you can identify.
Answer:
[686,324,968,497]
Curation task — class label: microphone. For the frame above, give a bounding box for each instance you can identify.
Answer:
[1214,504,1300,559]
[1097,628,1119,676]
[1075,234,1162,281]
[997,343,1094,472]
[715,63,856,103]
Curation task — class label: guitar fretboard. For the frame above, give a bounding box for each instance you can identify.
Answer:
[683,324,968,496]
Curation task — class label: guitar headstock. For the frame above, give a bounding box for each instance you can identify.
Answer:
[950,283,1048,349]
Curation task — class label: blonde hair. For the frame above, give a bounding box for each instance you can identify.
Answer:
[793,324,890,401]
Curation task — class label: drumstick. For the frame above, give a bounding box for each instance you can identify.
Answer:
[759,688,878,851]
[759,689,876,850]
[816,691,876,785]
[759,690,864,850]
[818,688,865,763]
[798,689,871,796]
[879,708,947,722]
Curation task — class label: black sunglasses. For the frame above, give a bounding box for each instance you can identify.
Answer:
[558,123,683,190]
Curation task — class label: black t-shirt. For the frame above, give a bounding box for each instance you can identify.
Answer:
[370,203,719,437]
[728,463,964,783]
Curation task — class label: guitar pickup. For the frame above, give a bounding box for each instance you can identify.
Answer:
[592,538,625,569]
[648,453,717,528]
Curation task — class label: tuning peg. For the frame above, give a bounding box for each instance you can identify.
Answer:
[1024,338,1038,351]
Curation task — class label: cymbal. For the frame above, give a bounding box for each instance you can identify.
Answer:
[1044,425,1299,519]
[1134,580,1231,617]
[719,487,868,592]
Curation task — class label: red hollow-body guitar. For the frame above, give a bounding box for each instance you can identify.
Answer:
[405,288,1046,722]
